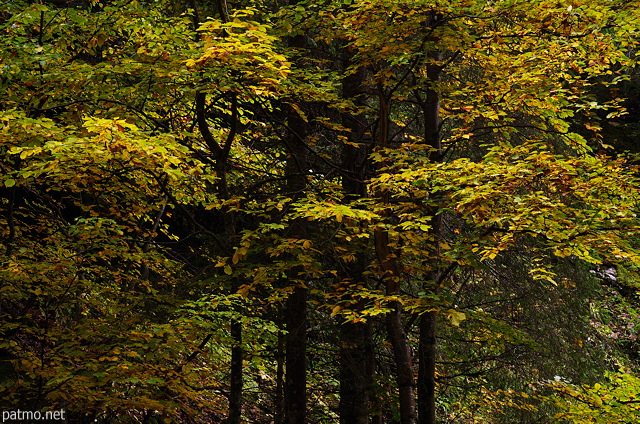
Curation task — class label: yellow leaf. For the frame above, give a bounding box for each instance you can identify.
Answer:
[446,310,466,327]
[290,103,308,122]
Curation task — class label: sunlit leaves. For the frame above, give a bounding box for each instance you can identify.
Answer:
[549,371,640,423]
[187,13,291,97]
[371,141,640,277]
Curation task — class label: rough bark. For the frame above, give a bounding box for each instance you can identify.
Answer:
[284,286,307,424]
[418,312,437,424]
[339,319,370,424]
[387,302,418,424]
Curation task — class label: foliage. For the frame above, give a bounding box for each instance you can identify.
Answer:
[2,0,640,422]
[549,371,640,423]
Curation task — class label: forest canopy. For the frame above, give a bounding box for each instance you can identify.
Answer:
[1,0,640,423]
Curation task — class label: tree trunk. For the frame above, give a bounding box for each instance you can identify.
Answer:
[282,58,309,424]
[418,312,437,424]
[374,83,418,424]
[228,319,242,424]
[284,286,307,424]
[417,19,443,421]
[338,46,372,424]
[275,318,285,424]
[387,303,418,424]
[339,320,369,424]
[282,125,308,423]
[189,2,244,421]
[365,322,381,424]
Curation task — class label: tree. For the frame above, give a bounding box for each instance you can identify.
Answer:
[2,0,640,422]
